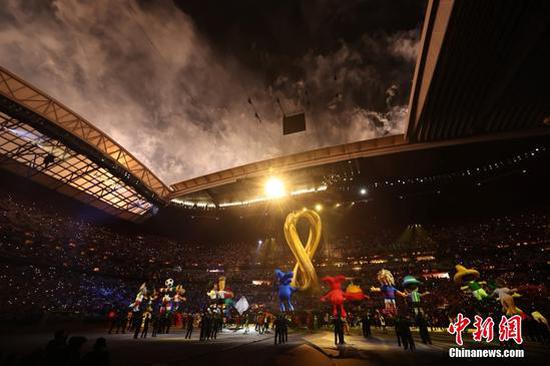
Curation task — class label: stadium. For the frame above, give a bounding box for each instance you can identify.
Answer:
[0,1,549,365]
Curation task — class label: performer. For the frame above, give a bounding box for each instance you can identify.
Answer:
[417,313,432,344]
[185,313,194,339]
[275,269,297,312]
[150,289,161,337]
[402,275,430,316]
[130,283,150,339]
[140,307,152,338]
[211,308,222,339]
[361,310,372,338]
[371,269,406,317]
[453,265,488,301]
[201,311,214,341]
[333,316,345,345]
[274,314,282,344]
[397,316,415,351]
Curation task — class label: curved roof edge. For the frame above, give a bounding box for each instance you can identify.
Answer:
[0,66,171,200]
[170,134,408,198]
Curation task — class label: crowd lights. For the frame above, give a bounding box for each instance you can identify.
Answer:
[173,145,547,210]
[173,182,328,208]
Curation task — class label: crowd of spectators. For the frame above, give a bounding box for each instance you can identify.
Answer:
[0,182,548,326]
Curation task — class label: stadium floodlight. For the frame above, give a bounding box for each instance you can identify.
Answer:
[264,177,286,198]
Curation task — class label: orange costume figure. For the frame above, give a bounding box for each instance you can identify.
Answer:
[320,275,368,318]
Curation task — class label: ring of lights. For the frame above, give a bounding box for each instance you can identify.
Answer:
[283,209,322,292]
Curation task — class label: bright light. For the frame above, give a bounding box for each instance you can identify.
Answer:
[314,203,323,212]
[258,240,263,245]
[264,177,286,198]
[360,188,367,195]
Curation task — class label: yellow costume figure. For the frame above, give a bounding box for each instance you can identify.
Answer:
[453,265,488,301]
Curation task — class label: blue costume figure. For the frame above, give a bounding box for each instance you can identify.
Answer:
[275,269,297,312]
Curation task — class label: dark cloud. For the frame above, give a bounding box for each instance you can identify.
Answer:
[0,0,425,183]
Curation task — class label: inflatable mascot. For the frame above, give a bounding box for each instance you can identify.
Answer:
[217,276,235,317]
[492,277,522,316]
[320,275,368,318]
[130,282,150,312]
[453,264,488,301]
[275,269,297,312]
[371,269,406,317]
[402,275,429,316]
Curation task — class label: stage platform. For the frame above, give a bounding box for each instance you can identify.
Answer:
[1,325,547,365]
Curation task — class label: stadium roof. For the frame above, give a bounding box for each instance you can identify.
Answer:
[1,0,549,216]
[407,0,550,142]
[170,0,550,206]
[0,66,171,220]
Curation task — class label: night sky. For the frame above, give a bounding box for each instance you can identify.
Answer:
[0,0,426,183]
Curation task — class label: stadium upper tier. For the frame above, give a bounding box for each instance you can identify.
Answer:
[0,0,549,218]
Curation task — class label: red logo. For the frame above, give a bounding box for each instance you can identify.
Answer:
[447,313,471,346]
[447,314,523,345]
[472,315,494,343]
[498,315,523,344]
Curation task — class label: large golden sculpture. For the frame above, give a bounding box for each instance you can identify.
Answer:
[283,209,322,292]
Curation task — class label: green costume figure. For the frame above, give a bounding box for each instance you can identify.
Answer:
[402,275,429,316]
[453,265,488,301]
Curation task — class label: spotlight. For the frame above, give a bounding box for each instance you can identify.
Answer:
[359,188,367,195]
[264,177,286,198]
[314,203,323,212]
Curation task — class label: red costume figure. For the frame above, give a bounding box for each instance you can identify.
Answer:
[320,275,367,318]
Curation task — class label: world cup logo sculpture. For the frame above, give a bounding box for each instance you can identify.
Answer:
[283,209,322,292]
